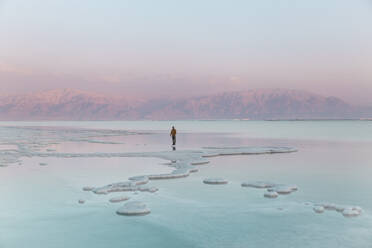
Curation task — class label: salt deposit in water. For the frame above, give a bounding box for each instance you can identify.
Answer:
[242,181,298,199]
[92,181,158,195]
[342,207,362,217]
[203,178,228,185]
[314,203,363,218]
[202,146,297,156]
[313,206,325,213]
[82,186,94,191]
[264,191,278,198]
[270,185,298,195]
[241,181,276,189]
[148,168,191,180]
[109,196,130,203]
[128,175,149,185]
[137,185,158,193]
[93,181,135,195]
[116,201,151,216]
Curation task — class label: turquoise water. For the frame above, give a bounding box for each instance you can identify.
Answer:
[0,121,372,248]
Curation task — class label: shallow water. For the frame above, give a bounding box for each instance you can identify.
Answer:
[0,121,372,248]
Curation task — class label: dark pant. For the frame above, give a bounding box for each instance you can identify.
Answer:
[172,135,176,145]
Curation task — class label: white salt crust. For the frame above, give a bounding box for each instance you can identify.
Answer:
[116,201,151,216]
[264,192,278,198]
[109,196,130,203]
[82,186,94,191]
[313,203,363,218]
[203,178,228,185]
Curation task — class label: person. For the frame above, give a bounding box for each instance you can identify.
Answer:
[170,126,177,146]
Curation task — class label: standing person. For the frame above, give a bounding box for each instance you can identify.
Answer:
[170,126,177,146]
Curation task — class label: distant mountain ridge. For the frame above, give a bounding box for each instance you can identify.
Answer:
[0,88,370,120]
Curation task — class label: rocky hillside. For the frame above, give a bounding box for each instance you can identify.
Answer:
[0,88,369,120]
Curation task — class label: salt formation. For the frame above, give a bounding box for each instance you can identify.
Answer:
[128,175,149,185]
[313,203,363,218]
[0,126,142,167]
[116,201,151,216]
[203,178,228,185]
[241,181,276,189]
[264,192,278,198]
[242,181,298,199]
[92,181,158,195]
[313,206,325,213]
[93,181,137,194]
[268,185,298,195]
[148,168,191,180]
[109,196,130,203]
[190,159,210,165]
[342,207,362,217]
[203,146,297,156]
[39,163,47,166]
[82,186,94,191]
[137,185,158,193]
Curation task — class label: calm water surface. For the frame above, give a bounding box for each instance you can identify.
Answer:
[0,121,371,248]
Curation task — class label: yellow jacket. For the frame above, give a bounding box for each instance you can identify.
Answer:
[170,129,176,136]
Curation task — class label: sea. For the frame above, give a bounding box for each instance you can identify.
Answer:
[0,120,371,248]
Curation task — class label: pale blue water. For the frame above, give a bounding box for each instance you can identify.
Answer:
[1,120,372,141]
[0,121,372,248]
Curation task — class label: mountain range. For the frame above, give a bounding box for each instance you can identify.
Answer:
[0,88,370,120]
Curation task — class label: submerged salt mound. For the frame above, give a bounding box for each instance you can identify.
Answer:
[93,181,135,195]
[148,168,191,180]
[201,152,220,158]
[92,181,158,195]
[203,146,297,156]
[203,178,228,185]
[170,161,199,173]
[128,175,149,185]
[190,159,210,165]
[109,196,130,203]
[321,203,344,211]
[241,181,276,189]
[116,201,151,216]
[270,185,298,195]
[342,207,363,217]
[137,185,158,193]
[19,146,296,167]
[242,181,298,198]
[315,203,363,218]
[187,166,199,173]
[264,192,278,198]
[313,206,325,213]
[82,186,94,191]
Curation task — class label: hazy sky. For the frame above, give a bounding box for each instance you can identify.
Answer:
[0,0,371,104]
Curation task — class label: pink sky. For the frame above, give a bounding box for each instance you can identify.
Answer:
[0,1,371,105]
